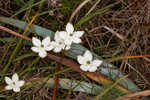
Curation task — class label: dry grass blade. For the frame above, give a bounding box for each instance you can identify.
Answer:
[103,26,125,41]
[146,0,150,21]
[107,55,150,62]
[127,63,150,86]
[69,0,91,22]
[116,90,150,100]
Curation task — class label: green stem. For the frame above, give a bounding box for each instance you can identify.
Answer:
[2,37,24,74]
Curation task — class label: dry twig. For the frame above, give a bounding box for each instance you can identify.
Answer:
[0,26,31,41]
[52,66,60,100]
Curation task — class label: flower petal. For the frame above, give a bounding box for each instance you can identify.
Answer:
[64,38,72,45]
[32,37,41,47]
[51,41,57,46]
[84,50,92,61]
[44,45,54,51]
[13,87,20,92]
[5,77,13,84]
[66,23,74,33]
[54,47,62,53]
[31,47,39,53]
[51,41,65,51]
[58,31,68,40]
[39,50,47,58]
[65,45,71,50]
[92,60,103,67]
[77,56,86,64]
[80,65,89,71]
[5,85,13,90]
[42,36,51,47]
[72,37,81,43]
[54,31,61,41]
[16,81,24,87]
[12,73,19,82]
[89,66,97,72]
[74,31,84,37]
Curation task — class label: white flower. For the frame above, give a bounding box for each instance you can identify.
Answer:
[5,73,24,92]
[51,31,66,53]
[59,23,84,46]
[77,50,103,72]
[51,31,71,53]
[31,37,53,58]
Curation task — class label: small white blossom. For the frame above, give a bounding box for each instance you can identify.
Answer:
[51,31,71,53]
[77,50,103,72]
[59,23,84,46]
[31,37,53,58]
[51,31,66,53]
[5,73,24,92]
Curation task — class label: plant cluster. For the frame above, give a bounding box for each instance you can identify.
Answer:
[4,23,103,93]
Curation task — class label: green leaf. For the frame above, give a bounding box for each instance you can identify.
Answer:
[45,78,103,95]
[0,16,54,39]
